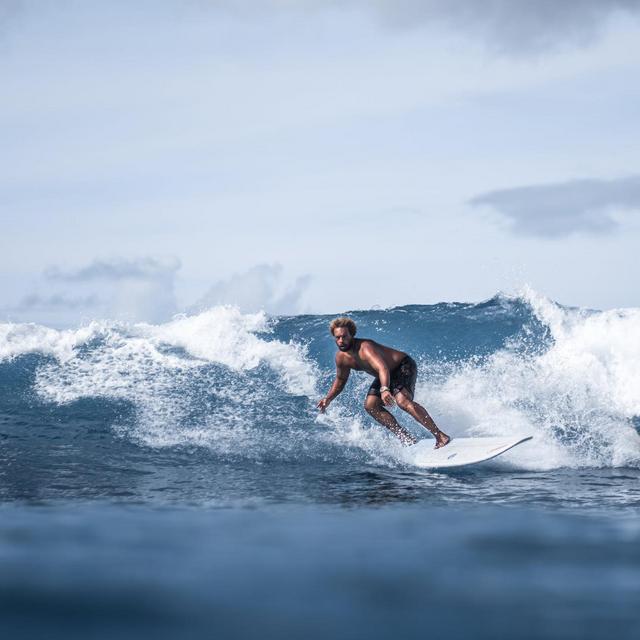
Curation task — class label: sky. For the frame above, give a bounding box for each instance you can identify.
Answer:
[1,0,640,326]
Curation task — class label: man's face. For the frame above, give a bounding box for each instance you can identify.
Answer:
[333,327,353,352]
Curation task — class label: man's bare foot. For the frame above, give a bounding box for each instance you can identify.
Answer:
[434,431,451,449]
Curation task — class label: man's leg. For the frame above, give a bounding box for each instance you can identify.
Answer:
[364,395,417,445]
[394,389,450,448]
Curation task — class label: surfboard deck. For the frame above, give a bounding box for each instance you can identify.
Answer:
[407,435,533,469]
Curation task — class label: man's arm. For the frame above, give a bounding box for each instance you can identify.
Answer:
[317,355,351,412]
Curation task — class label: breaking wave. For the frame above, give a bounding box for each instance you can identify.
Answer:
[1,288,639,470]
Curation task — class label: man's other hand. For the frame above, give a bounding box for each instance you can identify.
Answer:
[317,398,330,412]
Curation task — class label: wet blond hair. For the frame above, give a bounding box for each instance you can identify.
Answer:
[329,317,357,337]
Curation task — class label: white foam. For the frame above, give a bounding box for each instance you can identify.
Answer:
[2,307,318,453]
[315,404,406,468]
[0,321,98,363]
[423,287,640,470]
[149,307,316,396]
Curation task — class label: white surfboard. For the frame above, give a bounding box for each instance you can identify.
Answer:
[407,435,533,469]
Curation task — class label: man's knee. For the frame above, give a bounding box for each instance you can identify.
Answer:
[395,392,414,411]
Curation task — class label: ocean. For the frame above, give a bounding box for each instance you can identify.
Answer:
[1,288,639,639]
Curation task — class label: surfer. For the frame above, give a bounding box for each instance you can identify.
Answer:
[317,317,451,448]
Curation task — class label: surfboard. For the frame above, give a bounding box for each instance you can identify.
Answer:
[407,435,533,469]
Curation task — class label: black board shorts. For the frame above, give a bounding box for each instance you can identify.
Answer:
[367,356,417,398]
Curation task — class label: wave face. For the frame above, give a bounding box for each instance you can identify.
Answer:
[2,288,640,503]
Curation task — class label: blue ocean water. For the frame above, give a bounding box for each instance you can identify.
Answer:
[1,288,639,638]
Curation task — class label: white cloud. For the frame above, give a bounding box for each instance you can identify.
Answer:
[44,256,180,282]
[191,264,311,315]
[15,293,99,311]
[37,257,181,324]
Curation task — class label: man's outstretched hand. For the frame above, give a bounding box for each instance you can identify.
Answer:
[317,398,331,413]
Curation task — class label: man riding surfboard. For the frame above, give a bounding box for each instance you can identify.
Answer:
[317,317,451,448]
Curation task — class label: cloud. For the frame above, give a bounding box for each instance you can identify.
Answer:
[367,0,640,54]
[469,175,640,238]
[42,256,181,323]
[44,257,181,282]
[191,264,311,315]
[208,1,640,55]
[4,1,640,59]
[181,1,640,55]
[20,259,309,324]
[15,293,99,311]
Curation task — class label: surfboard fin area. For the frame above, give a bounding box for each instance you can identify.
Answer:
[406,436,534,469]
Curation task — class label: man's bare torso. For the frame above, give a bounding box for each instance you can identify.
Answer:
[337,339,407,377]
